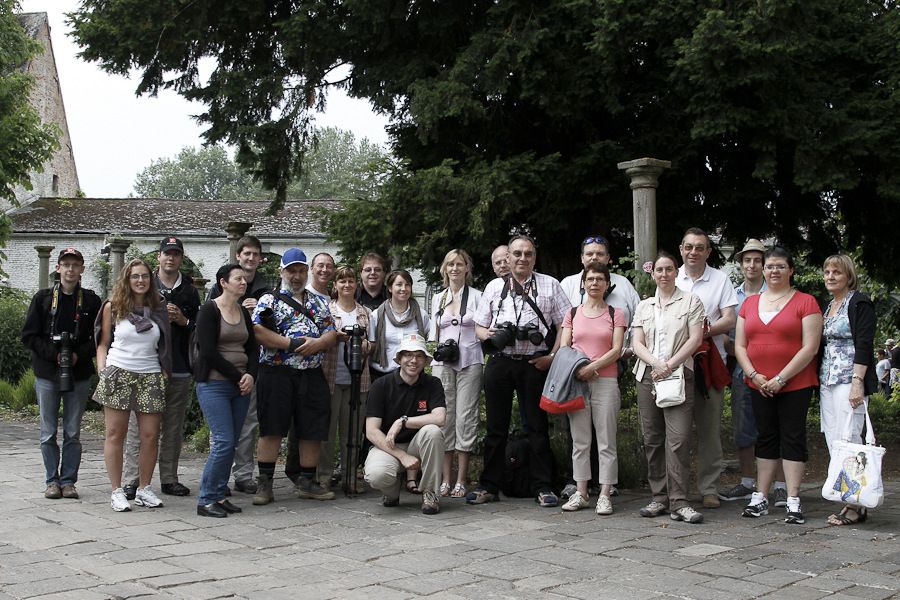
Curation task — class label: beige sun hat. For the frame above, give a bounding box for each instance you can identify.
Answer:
[735,238,767,260]
[393,333,433,364]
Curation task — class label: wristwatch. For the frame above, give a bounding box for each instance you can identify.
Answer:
[774,374,787,386]
[400,415,409,429]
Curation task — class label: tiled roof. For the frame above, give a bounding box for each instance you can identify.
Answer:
[8,197,341,238]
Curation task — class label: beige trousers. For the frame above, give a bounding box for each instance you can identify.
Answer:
[694,384,724,496]
[439,363,483,452]
[567,377,620,483]
[364,424,444,500]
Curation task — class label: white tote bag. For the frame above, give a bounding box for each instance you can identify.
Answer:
[821,407,885,509]
[652,300,685,408]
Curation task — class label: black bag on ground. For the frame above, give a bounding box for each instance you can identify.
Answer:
[502,430,532,498]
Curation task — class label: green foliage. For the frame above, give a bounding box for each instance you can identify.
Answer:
[70,0,900,283]
[132,146,266,200]
[868,390,900,444]
[0,286,31,383]
[11,368,35,411]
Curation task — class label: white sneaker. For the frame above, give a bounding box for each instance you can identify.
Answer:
[561,491,590,511]
[110,488,131,512]
[134,486,164,508]
[670,506,704,523]
[595,494,613,515]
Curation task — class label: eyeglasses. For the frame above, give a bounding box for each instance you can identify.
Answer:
[681,243,707,252]
[129,273,152,280]
[361,267,383,273]
[582,236,608,246]
[764,264,789,271]
[584,276,608,284]
[511,250,535,258]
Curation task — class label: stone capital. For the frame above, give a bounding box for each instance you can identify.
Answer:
[617,158,672,190]
[225,221,253,240]
[34,245,55,259]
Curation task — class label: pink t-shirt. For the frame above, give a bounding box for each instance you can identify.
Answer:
[563,305,626,378]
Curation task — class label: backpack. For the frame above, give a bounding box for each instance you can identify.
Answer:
[501,430,532,498]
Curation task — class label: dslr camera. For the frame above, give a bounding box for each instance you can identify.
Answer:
[51,331,74,392]
[481,322,517,354]
[342,324,367,374]
[433,338,460,363]
[515,323,544,346]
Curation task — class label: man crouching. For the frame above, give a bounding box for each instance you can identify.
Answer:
[365,334,446,514]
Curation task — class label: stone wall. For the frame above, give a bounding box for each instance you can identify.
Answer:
[8,13,80,210]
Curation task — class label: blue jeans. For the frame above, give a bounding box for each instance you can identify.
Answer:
[35,377,91,486]
[197,380,250,506]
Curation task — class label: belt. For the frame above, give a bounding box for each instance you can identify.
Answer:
[499,353,542,361]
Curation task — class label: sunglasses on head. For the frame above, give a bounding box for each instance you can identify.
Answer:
[582,235,608,246]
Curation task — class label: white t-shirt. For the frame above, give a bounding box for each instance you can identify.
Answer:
[368,305,430,372]
[676,264,738,360]
[876,358,891,383]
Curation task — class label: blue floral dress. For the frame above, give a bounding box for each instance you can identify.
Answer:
[820,291,855,386]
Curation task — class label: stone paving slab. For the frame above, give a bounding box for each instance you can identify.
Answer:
[1,419,898,599]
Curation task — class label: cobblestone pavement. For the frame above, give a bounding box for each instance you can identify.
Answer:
[1,420,897,600]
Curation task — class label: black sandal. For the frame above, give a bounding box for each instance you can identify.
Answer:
[828,505,867,526]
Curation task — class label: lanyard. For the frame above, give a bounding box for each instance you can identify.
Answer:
[50,284,83,339]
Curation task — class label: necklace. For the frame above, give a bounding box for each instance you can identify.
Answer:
[764,290,791,303]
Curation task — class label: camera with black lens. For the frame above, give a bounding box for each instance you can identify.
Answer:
[433,339,460,363]
[51,331,74,392]
[342,324,366,374]
[515,323,544,346]
[481,322,517,354]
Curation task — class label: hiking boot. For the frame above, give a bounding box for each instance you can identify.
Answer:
[742,492,769,518]
[670,506,704,523]
[60,484,79,499]
[465,486,496,505]
[718,482,755,502]
[161,482,190,496]
[561,491,589,512]
[134,486,164,508]
[536,491,559,508]
[639,500,668,517]
[421,490,440,515]
[296,476,336,501]
[110,488,131,512]
[702,494,721,509]
[234,479,258,494]
[44,482,62,499]
[772,487,788,508]
[253,474,275,505]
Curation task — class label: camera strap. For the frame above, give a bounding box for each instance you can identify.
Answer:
[435,285,468,345]
[50,283,83,340]
[274,291,321,334]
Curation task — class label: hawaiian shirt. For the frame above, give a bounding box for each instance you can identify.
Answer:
[252,287,335,369]
[820,290,855,386]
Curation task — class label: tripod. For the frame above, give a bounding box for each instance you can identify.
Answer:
[342,324,366,496]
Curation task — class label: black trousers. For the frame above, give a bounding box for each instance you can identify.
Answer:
[480,355,555,495]
[751,386,813,462]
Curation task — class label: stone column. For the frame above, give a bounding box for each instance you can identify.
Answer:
[617,157,671,269]
[225,222,253,264]
[108,238,132,282]
[34,245,54,290]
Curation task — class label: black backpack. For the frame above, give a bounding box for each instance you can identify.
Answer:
[501,430,532,498]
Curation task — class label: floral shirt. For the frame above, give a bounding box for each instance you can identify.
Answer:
[820,291,855,386]
[252,287,335,369]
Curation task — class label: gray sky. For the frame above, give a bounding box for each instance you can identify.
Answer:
[19,1,391,198]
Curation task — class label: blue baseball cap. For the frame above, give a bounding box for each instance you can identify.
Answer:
[280,248,308,269]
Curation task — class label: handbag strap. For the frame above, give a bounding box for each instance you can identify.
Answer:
[841,403,877,445]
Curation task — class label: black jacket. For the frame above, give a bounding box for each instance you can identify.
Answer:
[847,292,878,396]
[193,300,258,384]
[21,285,102,381]
[158,273,201,375]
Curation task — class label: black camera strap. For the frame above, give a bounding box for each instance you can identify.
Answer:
[435,285,468,345]
[275,291,321,334]
[50,283,83,340]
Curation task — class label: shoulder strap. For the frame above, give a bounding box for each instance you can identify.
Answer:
[520,288,552,334]
[275,291,319,331]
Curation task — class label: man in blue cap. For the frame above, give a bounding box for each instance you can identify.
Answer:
[250,248,337,505]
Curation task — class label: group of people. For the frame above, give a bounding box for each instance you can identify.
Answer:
[23,229,889,525]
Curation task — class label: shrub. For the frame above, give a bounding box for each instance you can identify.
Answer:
[12,370,36,411]
[0,287,31,383]
[0,379,15,407]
